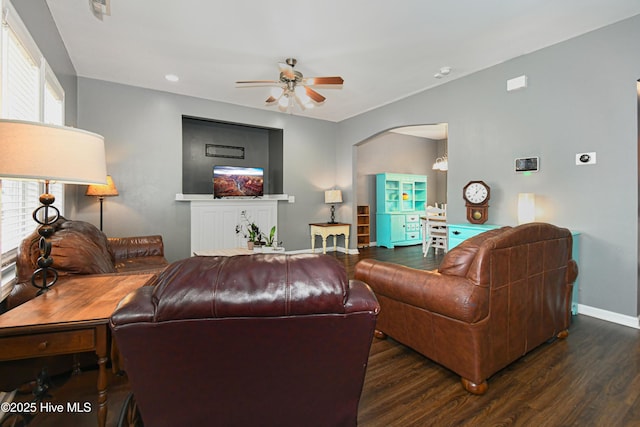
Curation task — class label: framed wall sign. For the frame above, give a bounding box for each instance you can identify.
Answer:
[205,144,245,159]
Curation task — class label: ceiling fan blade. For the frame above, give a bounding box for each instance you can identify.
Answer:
[304,76,344,86]
[305,87,326,103]
[236,80,279,87]
[278,62,296,80]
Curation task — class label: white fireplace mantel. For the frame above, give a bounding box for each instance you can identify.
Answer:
[175,193,289,202]
[176,194,288,254]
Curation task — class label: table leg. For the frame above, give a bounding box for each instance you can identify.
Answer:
[311,234,316,253]
[96,325,108,427]
[322,236,327,254]
[345,234,349,253]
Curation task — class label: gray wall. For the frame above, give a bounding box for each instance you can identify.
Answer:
[338,15,640,318]
[74,78,338,262]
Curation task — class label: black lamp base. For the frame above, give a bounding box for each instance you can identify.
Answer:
[328,204,337,224]
[30,183,59,294]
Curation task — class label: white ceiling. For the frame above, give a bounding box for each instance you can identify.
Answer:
[46,0,640,123]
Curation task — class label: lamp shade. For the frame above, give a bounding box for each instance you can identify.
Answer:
[0,119,107,185]
[324,190,343,204]
[86,175,119,197]
[517,193,536,224]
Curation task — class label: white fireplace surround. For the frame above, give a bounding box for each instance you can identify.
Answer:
[176,194,288,254]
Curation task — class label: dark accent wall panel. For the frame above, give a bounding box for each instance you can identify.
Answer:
[182,116,282,194]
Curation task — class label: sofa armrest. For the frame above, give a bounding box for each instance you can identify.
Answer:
[354,259,489,323]
[345,280,380,314]
[108,235,165,261]
[110,286,156,327]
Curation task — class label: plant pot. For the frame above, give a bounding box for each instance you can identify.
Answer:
[247,241,254,250]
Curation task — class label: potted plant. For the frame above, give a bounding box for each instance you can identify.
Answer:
[235,211,263,250]
[262,226,284,252]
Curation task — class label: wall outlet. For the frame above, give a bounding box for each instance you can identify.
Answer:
[288,195,295,203]
[576,152,596,165]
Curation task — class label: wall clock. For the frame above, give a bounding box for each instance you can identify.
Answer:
[463,181,490,224]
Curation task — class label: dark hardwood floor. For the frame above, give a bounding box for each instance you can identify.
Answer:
[4,245,640,426]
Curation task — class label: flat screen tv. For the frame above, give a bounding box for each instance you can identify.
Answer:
[213,166,264,198]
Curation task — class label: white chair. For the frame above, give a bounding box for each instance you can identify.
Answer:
[423,206,448,257]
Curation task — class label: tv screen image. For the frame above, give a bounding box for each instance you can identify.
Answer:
[213,166,264,198]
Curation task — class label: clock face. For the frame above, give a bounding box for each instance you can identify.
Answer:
[464,182,489,204]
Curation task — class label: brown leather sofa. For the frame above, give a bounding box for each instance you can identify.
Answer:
[354,222,578,395]
[111,254,380,427]
[6,216,168,310]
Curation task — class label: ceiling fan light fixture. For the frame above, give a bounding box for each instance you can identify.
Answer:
[278,95,289,108]
[236,58,343,114]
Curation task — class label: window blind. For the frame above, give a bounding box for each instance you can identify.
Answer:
[0,2,66,301]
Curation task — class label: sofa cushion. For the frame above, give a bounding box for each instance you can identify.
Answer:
[17,218,116,282]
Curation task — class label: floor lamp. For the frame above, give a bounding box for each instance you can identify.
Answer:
[86,175,119,231]
[0,119,107,294]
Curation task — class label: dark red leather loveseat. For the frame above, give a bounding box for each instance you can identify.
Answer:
[110,254,379,427]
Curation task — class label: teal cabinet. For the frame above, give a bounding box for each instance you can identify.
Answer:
[448,223,581,315]
[376,173,426,248]
[448,223,501,249]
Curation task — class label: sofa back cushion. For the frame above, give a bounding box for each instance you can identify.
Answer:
[452,223,573,288]
[151,254,349,322]
[17,217,115,282]
[438,227,510,278]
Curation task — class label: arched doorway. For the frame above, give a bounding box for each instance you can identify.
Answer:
[354,124,448,247]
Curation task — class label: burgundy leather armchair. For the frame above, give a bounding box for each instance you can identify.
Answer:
[354,222,578,395]
[110,254,379,427]
[7,217,168,310]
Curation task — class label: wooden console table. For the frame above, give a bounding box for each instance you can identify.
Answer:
[0,273,155,427]
[310,223,350,254]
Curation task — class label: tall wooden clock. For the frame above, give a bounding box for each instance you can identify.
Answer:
[463,181,490,224]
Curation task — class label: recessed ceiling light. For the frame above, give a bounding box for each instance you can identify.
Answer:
[165,74,179,82]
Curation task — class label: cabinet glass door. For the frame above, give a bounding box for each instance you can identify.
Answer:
[401,182,414,211]
[414,181,427,212]
[385,180,400,212]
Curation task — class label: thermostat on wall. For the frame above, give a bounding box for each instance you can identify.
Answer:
[515,157,539,173]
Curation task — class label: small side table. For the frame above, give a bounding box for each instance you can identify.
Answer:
[310,223,350,254]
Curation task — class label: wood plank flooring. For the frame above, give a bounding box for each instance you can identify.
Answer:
[4,245,640,426]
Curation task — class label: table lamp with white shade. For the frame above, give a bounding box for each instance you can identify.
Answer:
[0,119,107,294]
[324,189,343,224]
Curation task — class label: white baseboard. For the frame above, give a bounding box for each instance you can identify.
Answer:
[577,304,640,329]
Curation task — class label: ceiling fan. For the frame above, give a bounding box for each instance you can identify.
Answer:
[236,58,344,112]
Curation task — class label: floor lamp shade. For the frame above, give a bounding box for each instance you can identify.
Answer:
[0,119,107,185]
[86,175,119,197]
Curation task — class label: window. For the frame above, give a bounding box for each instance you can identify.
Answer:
[0,1,66,301]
